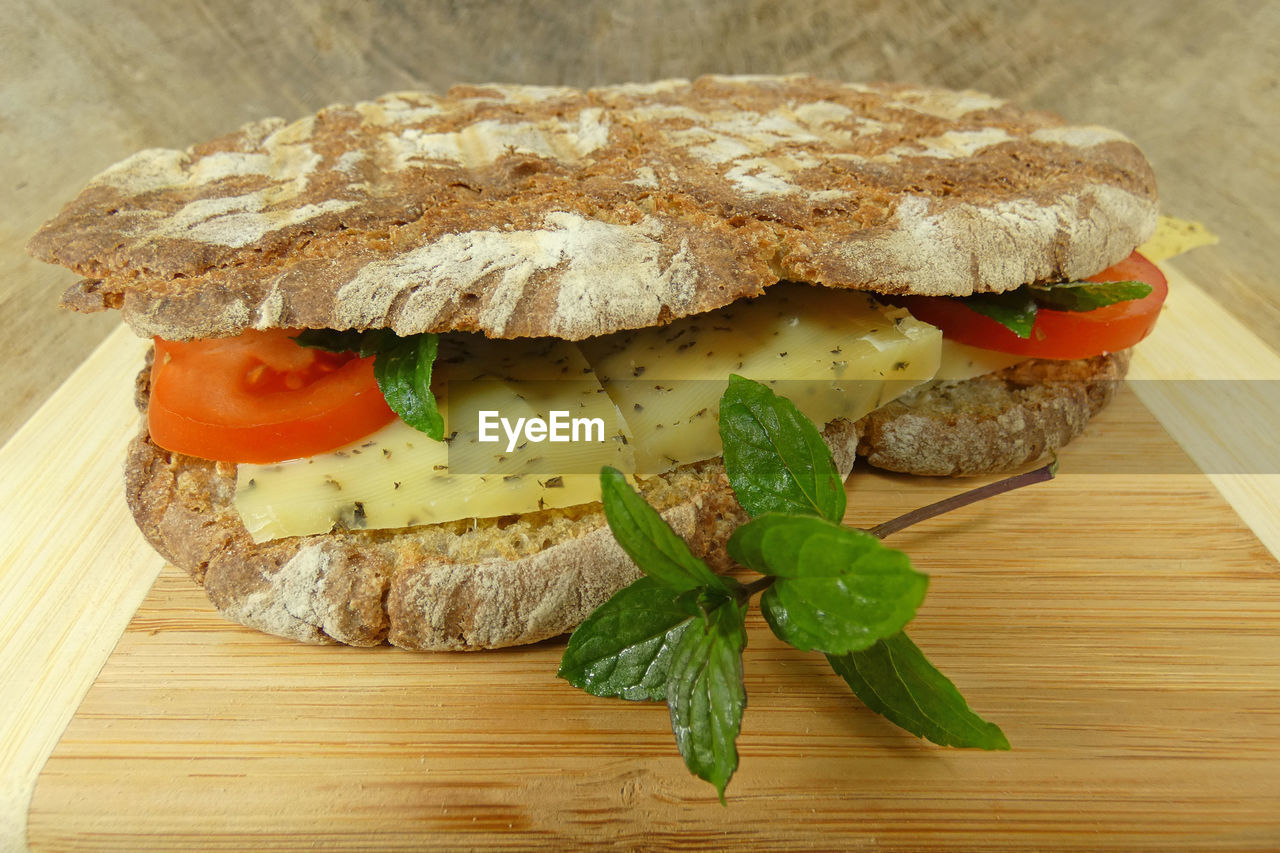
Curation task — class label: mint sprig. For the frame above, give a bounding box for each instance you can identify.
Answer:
[294,329,444,440]
[961,279,1152,338]
[559,376,1038,799]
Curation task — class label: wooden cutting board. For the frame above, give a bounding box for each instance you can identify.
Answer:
[23,380,1280,850]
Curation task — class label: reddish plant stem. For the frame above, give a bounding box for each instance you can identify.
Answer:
[869,459,1057,540]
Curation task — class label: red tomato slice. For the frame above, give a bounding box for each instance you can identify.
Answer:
[149,329,396,463]
[895,251,1168,360]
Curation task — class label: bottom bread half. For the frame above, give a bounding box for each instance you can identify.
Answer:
[124,350,1126,649]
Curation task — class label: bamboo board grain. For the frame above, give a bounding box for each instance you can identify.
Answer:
[0,327,158,852]
[23,385,1280,851]
[10,258,1280,850]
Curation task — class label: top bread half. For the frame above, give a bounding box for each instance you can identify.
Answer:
[30,75,1157,342]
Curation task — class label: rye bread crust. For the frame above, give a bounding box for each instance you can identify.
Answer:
[126,430,741,650]
[856,349,1131,476]
[34,75,1157,342]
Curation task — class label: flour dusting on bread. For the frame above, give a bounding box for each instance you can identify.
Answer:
[331,212,701,337]
[33,75,1157,342]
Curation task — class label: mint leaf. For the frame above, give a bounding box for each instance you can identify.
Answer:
[373,333,445,439]
[827,632,1009,750]
[1029,279,1152,312]
[666,598,749,802]
[960,290,1039,338]
[600,467,738,595]
[719,374,846,523]
[355,328,403,357]
[292,328,368,354]
[674,585,736,623]
[558,576,697,701]
[296,329,442,437]
[292,327,401,357]
[728,514,927,654]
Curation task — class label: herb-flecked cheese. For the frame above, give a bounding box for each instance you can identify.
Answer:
[933,340,1026,381]
[235,286,946,541]
[580,284,942,473]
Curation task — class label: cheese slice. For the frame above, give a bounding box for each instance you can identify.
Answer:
[933,339,1027,382]
[234,336,632,543]
[1138,215,1218,263]
[580,284,942,474]
[434,334,633,478]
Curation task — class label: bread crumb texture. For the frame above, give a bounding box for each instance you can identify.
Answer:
[857,349,1131,475]
[34,75,1157,341]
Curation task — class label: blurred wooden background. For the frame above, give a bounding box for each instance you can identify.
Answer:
[3,0,1276,444]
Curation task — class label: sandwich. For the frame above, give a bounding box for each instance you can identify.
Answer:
[27,75,1162,650]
